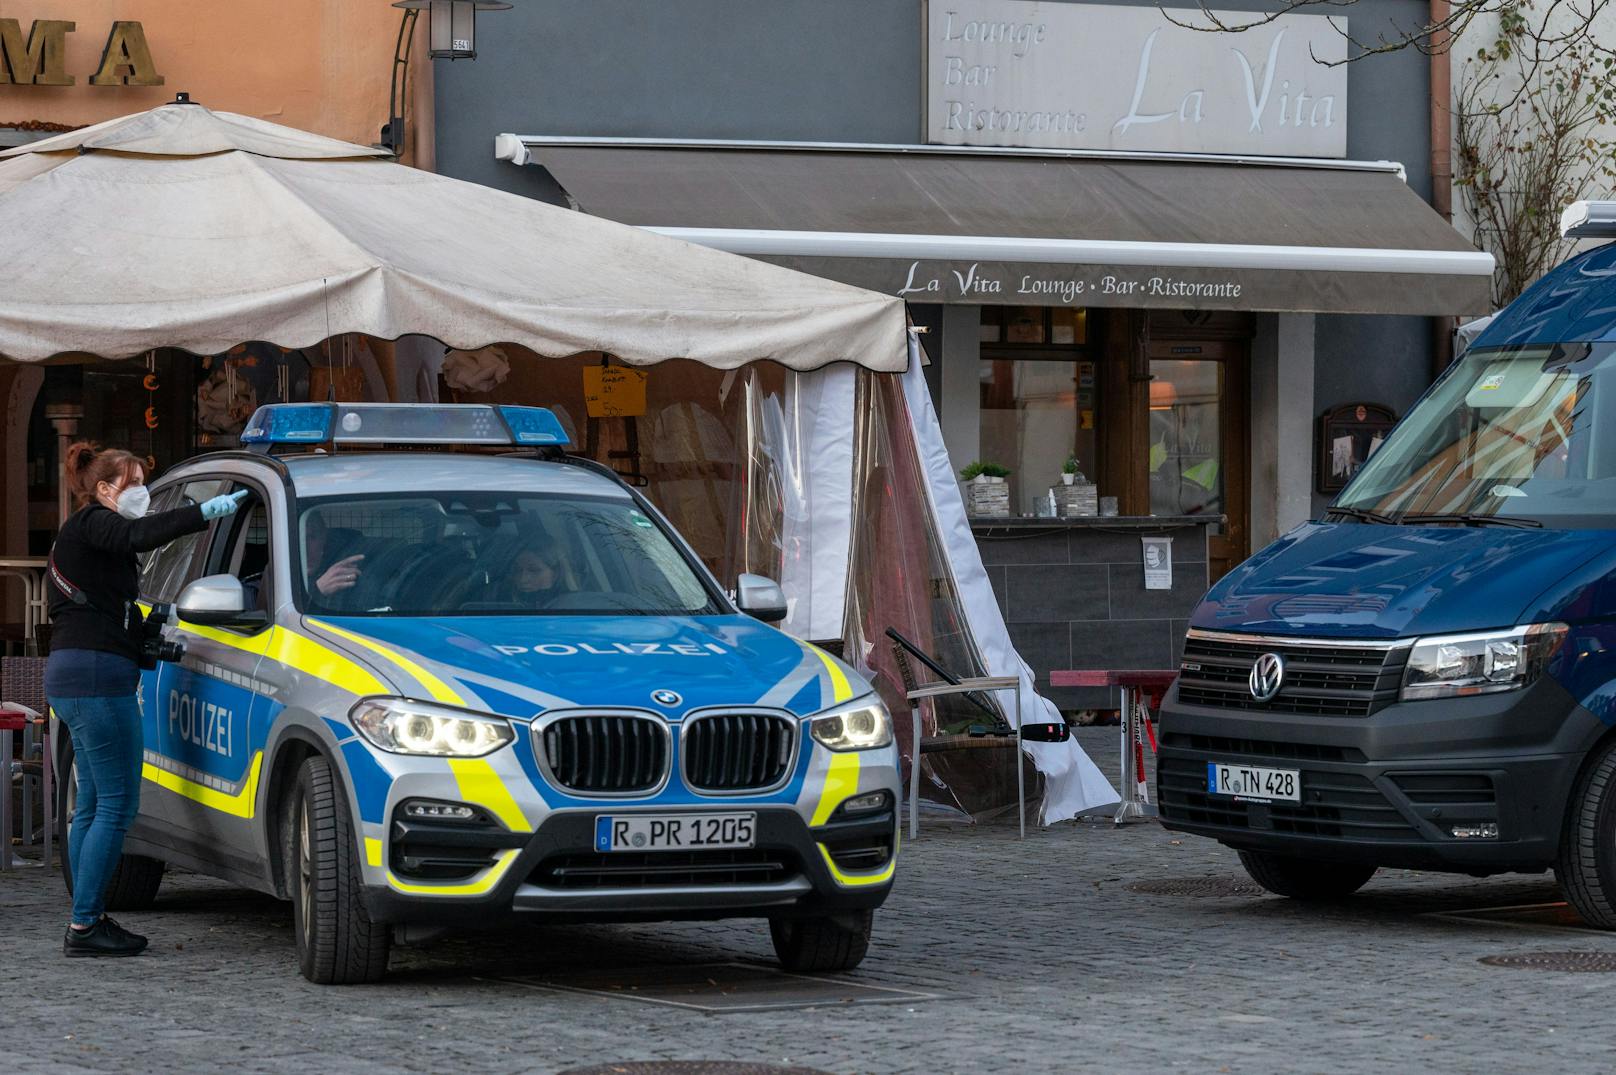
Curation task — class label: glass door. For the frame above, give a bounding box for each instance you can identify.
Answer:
[1147,344,1249,580]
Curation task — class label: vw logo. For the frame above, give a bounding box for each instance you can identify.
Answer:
[651,689,682,708]
[1248,653,1286,703]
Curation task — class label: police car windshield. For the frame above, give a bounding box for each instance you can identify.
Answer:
[1335,342,1616,525]
[294,492,720,617]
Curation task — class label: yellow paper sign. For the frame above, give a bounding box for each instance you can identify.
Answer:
[583,366,648,418]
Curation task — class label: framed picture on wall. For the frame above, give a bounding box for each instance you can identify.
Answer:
[1316,402,1398,493]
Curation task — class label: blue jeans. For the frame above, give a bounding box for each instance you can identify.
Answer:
[51,693,143,926]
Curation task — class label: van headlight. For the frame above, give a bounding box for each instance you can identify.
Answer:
[350,698,515,756]
[809,697,893,751]
[1401,623,1568,701]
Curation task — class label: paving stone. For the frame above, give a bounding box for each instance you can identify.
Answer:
[0,730,1610,1073]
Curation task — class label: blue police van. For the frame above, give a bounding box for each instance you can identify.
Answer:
[1159,202,1616,925]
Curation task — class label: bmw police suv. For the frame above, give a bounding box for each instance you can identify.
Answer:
[58,403,900,984]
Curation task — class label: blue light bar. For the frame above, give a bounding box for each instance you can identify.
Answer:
[239,403,571,449]
[241,403,333,445]
[499,406,570,447]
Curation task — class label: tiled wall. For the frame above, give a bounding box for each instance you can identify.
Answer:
[976,524,1210,712]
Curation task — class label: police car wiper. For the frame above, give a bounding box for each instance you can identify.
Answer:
[1400,512,1543,529]
[1325,506,1399,525]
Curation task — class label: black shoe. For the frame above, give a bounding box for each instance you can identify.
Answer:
[63,915,148,958]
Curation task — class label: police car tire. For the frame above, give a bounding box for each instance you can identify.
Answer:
[56,732,165,910]
[769,910,873,973]
[289,755,390,984]
[1236,850,1376,901]
[1556,740,1616,929]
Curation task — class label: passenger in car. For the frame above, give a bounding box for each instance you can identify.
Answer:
[500,548,565,608]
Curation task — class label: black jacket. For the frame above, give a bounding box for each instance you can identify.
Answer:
[47,502,208,661]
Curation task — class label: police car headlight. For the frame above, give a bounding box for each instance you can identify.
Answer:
[809,697,893,752]
[1401,623,1567,701]
[350,698,515,757]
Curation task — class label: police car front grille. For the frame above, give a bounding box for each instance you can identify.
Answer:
[531,849,798,889]
[1176,632,1408,718]
[541,715,668,794]
[682,713,796,792]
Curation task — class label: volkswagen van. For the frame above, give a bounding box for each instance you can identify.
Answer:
[57,403,900,983]
[1159,208,1616,925]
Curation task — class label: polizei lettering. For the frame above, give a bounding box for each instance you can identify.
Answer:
[168,690,232,758]
[493,641,729,657]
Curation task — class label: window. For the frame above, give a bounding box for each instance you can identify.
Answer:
[209,482,273,614]
[139,478,229,603]
[293,490,721,617]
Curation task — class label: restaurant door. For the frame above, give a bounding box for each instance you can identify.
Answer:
[1147,340,1250,581]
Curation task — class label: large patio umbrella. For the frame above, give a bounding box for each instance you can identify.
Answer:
[0,100,906,370]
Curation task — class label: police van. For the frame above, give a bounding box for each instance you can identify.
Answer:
[1159,203,1616,925]
[59,403,899,984]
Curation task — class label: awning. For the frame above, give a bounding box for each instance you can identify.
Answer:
[499,139,1494,317]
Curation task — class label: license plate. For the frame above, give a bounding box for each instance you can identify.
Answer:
[1207,762,1300,803]
[595,813,757,852]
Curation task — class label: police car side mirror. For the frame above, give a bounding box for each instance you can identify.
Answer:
[177,573,264,628]
[735,573,788,623]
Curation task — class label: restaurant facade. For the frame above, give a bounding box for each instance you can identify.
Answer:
[432,0,1493,708]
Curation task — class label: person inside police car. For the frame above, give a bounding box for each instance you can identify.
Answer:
[47,443,246,958]
[302,511,366,601]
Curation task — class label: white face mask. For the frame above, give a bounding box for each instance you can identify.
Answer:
[114,484,151,520]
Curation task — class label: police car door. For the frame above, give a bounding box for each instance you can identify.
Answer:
[155,475,268,869]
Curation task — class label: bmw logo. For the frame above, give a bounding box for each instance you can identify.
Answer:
[651,689,683,708]
[1248,652,1286,703]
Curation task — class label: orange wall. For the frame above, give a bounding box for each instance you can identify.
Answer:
[0,0,431,157]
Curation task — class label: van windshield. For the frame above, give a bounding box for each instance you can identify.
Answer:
[1336,343,1616,526]
[293,492,722,617]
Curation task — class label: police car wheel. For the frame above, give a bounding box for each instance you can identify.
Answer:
[1236,850,1376,901]
[769,910,873,973]
[55,729,165,909]
[1556,738,1616,929]
[287,755,390,984]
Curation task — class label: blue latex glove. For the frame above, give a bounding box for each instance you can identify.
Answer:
[201,489,251,520]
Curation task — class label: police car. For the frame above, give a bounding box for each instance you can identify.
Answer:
[58,403,900,984]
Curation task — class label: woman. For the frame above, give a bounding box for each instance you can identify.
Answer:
[500,547,564,608]
[47,443,246,957]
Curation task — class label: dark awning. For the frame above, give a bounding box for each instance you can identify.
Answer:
[500,140,1493,316]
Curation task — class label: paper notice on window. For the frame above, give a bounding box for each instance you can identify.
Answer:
[1142,536,1173,590]
[583,365,648,418]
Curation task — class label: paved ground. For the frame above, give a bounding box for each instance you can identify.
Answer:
[4,727,1616,1074]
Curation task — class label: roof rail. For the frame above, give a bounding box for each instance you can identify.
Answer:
[1561,201,1616,239]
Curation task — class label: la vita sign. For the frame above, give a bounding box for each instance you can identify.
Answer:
[0,19,163,86]
[924,0,1348,157]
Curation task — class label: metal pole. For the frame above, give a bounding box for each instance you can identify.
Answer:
[1014,679,1025,840]
[909,702,922,841]
[0,726,11,871]
[42,716,51,869]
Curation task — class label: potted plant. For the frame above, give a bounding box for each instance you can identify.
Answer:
[960,461,1012,516]
[1061,456,1081,486]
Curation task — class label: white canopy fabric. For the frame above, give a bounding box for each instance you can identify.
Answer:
[0,103,907,370]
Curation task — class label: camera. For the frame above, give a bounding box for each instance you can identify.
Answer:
[138,602,185,671]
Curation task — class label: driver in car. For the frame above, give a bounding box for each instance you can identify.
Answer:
[499,548,565,608]
[304,512,365,598]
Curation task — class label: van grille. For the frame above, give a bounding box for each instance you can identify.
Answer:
[682,713,796,792]
[540,714,668,794]
[1176,631,1408,717]
[1158,757,1418,841]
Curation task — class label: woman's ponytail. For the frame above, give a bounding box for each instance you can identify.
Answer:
[64,441,144,508]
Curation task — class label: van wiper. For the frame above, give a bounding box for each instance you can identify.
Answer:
[1326,507,1399,525]
[1400,512,1543,529]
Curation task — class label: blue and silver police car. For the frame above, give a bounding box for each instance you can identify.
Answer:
[59,403,899,983]
[1159,208,1616,925]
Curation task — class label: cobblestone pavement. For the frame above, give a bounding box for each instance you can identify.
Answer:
[4,728,1615,1074]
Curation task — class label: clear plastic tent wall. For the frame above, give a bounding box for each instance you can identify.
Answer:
[497,346,1117,821]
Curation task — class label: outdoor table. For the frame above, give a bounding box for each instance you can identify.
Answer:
[0,558,49,651]
[1050,669,1178,824]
